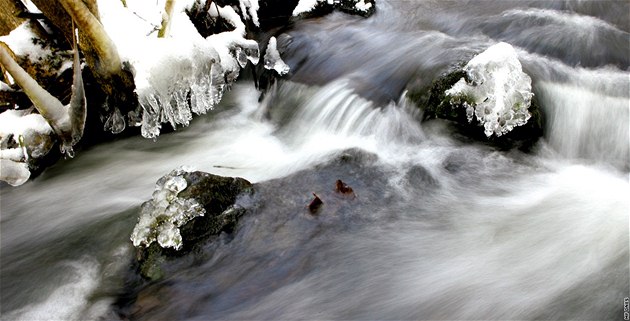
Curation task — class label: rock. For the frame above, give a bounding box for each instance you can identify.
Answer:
[116,147,436,319]
[407,51,544,151]
[133,168,253,280]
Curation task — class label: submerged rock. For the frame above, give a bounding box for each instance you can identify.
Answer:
[116,148,445,319]
[132,168,253,280]
[407,43,543,150]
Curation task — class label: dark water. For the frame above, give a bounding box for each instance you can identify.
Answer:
[1,1,629,320]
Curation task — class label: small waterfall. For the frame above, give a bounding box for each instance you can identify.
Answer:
[266,79,425,147]
[538,81,629,169]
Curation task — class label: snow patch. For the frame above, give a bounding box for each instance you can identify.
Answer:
[0,109,53,138]
[293,0,321,16]
[131,167,206,250]
[355,0,373,12]
[445,42,533,137]
[239,0,261,27]
[0,22,51,62]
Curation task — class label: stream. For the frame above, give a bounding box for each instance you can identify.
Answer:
[1,0,629,320]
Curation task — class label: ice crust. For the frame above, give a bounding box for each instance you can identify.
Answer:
[445,42,533,137]
[264,37,290,76]
[130,168,206,250]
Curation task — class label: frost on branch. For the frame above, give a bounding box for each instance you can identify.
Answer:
[130,167,206,250]
[445,42,533,137]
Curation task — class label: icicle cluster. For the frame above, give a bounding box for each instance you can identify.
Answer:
[445,42,533,137]
[135,51,227,139]
[127,3,260,139]
[130,167,206,250]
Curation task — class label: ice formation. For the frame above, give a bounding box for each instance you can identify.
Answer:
[130,168,206,250]
[264,37,290,76]
[98,0,260,139]
[445,42,533,137]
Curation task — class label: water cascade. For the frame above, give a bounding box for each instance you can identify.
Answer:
[1,0,628,320]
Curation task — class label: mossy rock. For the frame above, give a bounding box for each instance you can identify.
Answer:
[407,67,544,151]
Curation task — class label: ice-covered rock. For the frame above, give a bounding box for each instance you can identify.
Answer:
[131,167,206,250]
[445,42,534,137]
[264,36,290,76]
[132,169,253,279]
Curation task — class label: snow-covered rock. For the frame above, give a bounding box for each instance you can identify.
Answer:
[445,42,534,137]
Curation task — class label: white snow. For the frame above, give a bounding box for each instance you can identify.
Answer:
[445,42,533,137]
[0,110,54,185]
[0,148,25,161]
[264,36,290,76]
[0,22,51,63]
[355,0,373,12]
[239,0,261,27]
[0,109,54,138]
[130,167,206,250]
[293,0,321,16]
[0,158,30,186]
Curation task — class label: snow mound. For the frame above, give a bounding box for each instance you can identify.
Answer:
[445,42,533,137]
[130,167,206,250]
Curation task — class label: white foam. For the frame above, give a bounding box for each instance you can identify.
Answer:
[3,258,101,321]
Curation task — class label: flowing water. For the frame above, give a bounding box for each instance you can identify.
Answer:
[1,1,629,320]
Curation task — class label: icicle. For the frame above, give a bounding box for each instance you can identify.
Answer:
[141,106,161,139]
[60,143,75,158]
[104,107,126,134]
[210,64,225,106]
[236,47,248,68]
